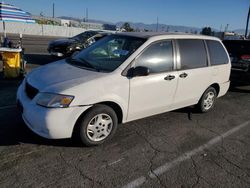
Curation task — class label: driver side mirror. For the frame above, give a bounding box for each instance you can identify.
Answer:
[127,66,150,77]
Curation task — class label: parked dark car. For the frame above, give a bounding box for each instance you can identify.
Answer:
[223,40,250,72]
[48,30,109,57]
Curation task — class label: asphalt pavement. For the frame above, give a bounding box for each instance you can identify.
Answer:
[0,35,250,187]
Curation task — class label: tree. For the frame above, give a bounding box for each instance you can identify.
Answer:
[201,27,213,36]
[122,22,134,32]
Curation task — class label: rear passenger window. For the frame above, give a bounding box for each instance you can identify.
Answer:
[178,39,207,69]
[135,40,173,73]
[206,40,229,65]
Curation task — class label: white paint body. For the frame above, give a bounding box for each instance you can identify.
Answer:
[17,34,231,139]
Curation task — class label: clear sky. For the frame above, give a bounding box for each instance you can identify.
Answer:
[4,0,250,30]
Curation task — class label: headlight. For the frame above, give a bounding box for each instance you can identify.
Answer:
[36,93,74,108]
[68,47,73,51]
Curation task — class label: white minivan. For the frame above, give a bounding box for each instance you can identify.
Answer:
[17,32,231,146]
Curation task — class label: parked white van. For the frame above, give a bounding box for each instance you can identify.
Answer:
[17,32,231,146]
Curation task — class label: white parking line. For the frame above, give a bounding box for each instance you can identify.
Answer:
[100,158,125,169]
[108,158,125,166]
[0,105,16,110]
[122,120,250,188]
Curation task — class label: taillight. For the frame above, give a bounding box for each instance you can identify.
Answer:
[241,55,250,60]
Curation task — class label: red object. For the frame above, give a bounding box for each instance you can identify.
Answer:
[241,55,250,60]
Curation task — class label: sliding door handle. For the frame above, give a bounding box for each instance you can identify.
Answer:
[179,73,188,78]
[164,75,175,80]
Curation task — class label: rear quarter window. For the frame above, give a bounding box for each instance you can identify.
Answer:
[206,40,229,65]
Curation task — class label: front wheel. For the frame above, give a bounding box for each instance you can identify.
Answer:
[77,105,118,146]
[196,87,217,113]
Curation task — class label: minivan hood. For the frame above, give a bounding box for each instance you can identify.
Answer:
[27,60,106,93]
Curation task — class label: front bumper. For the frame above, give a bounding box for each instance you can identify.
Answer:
[17,81,91,139]
[48,48,64,57]
[48,50,64,57]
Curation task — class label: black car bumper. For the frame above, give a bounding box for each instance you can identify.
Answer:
[232,61,250,72]
[47,47,65,57]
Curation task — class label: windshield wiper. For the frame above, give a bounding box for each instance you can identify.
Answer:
[79,58,96,69]
[67,57,100,71]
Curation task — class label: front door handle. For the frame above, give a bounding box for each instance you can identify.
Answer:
[179,72,188,78]
[164,75,175,81]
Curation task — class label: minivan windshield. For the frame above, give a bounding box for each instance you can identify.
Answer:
[67,35,146,72]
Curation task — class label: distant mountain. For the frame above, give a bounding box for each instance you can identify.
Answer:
[57,16,246,34]
[58,17,202,32]
[116,22,204,33]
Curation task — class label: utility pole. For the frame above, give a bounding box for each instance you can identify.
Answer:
[52,3,55,18]
[219,24,222,32]
[224,24,229,33]
[86,8,88,22]
[245,6,250,38]
[156,16,159,32]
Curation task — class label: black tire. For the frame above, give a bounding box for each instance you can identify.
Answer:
[196,87,217,113]
[76,104,118,146]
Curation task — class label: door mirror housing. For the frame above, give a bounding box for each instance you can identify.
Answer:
[128,66,150,77]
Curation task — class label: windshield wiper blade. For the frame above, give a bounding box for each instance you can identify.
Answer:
[79,58,95,69]
[79,58,102,72]
[67,57,100,72]
[66,57,83,66]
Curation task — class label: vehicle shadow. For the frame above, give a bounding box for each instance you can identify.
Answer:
[0,111,83,147]
[172,106,198,120]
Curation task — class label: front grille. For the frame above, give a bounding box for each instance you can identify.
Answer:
[25,81,39,99]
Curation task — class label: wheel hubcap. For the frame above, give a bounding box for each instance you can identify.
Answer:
[86,113,113,142]
[203,91,215,110]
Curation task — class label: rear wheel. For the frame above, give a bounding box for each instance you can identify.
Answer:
[77,104,118,146]
[196,87,217,113]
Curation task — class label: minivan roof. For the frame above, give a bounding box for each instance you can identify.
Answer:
[116,32,220,40]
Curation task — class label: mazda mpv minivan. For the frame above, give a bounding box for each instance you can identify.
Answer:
[17,32,231,146]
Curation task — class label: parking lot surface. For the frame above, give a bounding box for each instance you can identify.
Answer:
[0,37,250,187]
